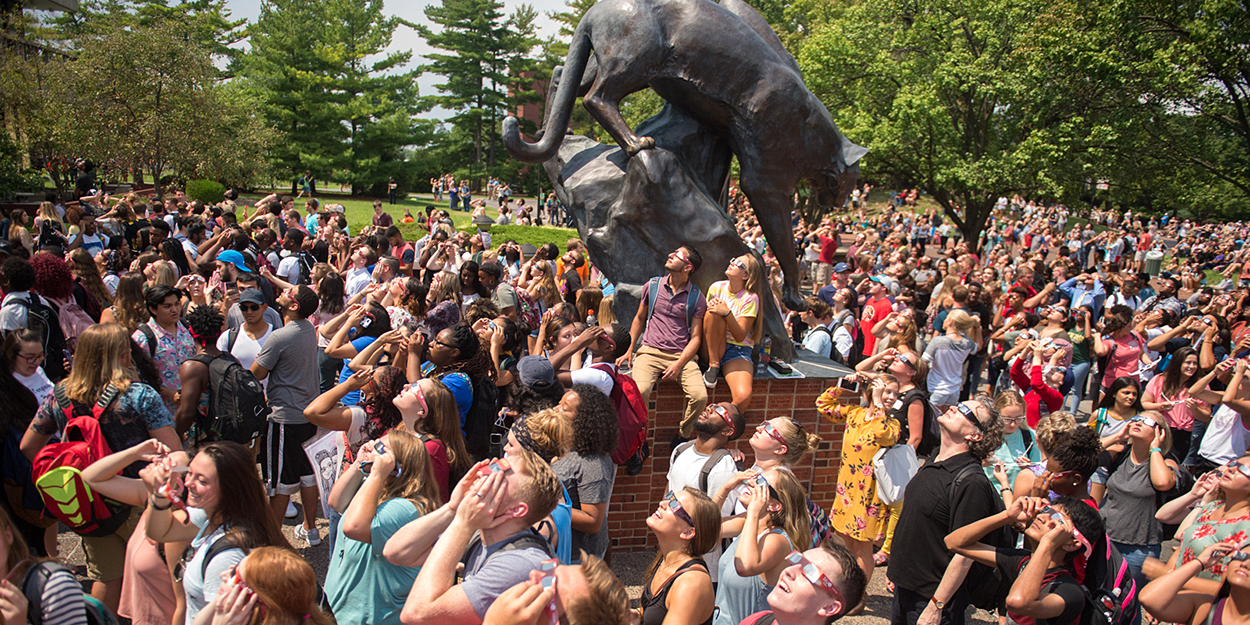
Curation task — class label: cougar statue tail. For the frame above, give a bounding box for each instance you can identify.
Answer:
[502,25,593,163]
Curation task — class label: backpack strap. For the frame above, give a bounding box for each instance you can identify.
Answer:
[700,449,732,494]
[200,534,244,578]
[54,382,120,421]
[644,277,660,328]
[458,528,554,580]
[1021,429,1034,452]
[227,328,241,353]
[21,560,72,625]
[947,463,984,518]
[139,324,158,358]
[685,284,700,330]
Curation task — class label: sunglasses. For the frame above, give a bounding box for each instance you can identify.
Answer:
[239,303,261,312]
[663,491,694,526]
[1231,551,1250,562]
[709,404,733,429]
[894,353,915,369]
[360,440,402,477]
[785,551,845,603]
[434,338,458,350]
[751,472,781,502]
[759,421,787,447]
[729,258,748,272]
[1225,459,1250,478]
[954,403,985,433]
[489,458,512,474]
[1127,415,1160,428]
[671,250,693,268]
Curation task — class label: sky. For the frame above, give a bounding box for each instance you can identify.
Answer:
[221,0,571,120]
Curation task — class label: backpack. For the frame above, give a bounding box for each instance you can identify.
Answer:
[1080,538,1140,625]
[645,276,701,342]
[739,613,777,625]
[806,325,834,360]
[190,353,271,444]
[514,288,543,334]
[21,560,119,625]
[31,383,133,537]
[673,442,740,493]
[7,295,67,380]
[948,463,1013,612]
[294,251,317,286]
[589,363,649,467]
[53,296,95,350]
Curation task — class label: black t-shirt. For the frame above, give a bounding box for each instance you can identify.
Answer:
[562,269,582,307]
[994,549,1087,625]
[888,452,1002,596]
[892,388,937,458]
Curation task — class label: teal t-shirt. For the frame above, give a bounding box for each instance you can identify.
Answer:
[984,428,1042,486]
[325,498,422,625]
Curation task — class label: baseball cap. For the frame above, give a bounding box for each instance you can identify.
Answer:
[216,249,250,274]
[518,356,556,391]
[238,288,265,306]
[833,262,850,273]
[869,275,892,289]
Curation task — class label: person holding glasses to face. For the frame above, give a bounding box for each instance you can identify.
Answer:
[985,391,1042,496]
[945,496,1106,625]
[638,488,720,625]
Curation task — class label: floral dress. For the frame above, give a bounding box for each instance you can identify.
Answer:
[816,387,900,541]
[1172,500,1250,581]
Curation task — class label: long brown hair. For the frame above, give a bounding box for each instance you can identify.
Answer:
[737,254,766,343]
[112,273,150,332]
[239,547,333,625]
[767,470,811,551]
[644,487,721,583]
[378,430,440,514]
[69,248,114,307]
[422,379,471,474]
[63,323,134,403]
[195,442,290,551]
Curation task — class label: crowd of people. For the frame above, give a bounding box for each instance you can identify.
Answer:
[0,183,1249,625]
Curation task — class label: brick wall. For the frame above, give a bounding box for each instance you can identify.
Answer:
[607,376,859,551]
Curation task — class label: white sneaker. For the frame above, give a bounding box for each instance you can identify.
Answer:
[296,525,321,546]
[285,501,298,518]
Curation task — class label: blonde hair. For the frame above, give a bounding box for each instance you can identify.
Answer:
[945,309,977,335]
[519,408,571,460]
[512,447,563,526]
[886,318,918,352]
[1036,411,1078,456]
[767,470,811,551]
[1139,411,1173,455]
[430,270,462,307]
[379,429,440,514]
[773,418,823,465]
[37,201,61,227]
[150,260,177,286]
[994,389,1025,412]
[597,295,616,326]
[737,254,766,343]
[528,265,560,309]
[64,323,134,404]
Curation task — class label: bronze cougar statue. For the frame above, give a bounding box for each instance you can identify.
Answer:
[502,0,866,311]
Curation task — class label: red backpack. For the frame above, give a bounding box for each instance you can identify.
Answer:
[31,383,133,537]
[589,363,649,466]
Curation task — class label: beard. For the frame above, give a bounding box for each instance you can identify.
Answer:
[692,415,724,437]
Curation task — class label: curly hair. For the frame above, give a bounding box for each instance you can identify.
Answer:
[966,394,1005,461]
[463,299,501,326]
[501,376,565,416]
[398,277,429,319]
[183,304,225,349]
[569,384,619,457]
[1049,426,1102,480]
[29,252,74,300]
[360,366,406,442]
[444,321,497,382]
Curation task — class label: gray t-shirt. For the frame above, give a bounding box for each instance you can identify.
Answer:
[1101,456,1164,546]
[552,451,615,560]
[461,533,550,618]
[253,318,318,424]
[492,282,518,311]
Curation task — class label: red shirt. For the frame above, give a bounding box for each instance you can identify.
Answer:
[818,233,837,264]
[860,296,894,357]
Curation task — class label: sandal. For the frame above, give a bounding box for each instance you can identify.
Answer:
[873,551,890,566]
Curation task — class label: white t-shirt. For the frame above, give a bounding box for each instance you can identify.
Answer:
[277,255,301,285]
[216,323,273,386]
[667,444,740,582]
[181,238,200,260]
[1199,404,1250,465]
[183,508,246,625]
[570,363,616,397]
[16,368,53,403]
[70,232,109,256]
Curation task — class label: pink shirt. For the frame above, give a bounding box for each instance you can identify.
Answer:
[1146,374,1202,432]
[1102,332,1147,388]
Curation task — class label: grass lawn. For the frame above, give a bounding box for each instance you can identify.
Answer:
[241,191,579,251]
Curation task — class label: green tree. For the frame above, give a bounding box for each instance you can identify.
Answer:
[421,0,544,177]
[800,0,1133,248]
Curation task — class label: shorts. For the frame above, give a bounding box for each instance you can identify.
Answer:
[82,506,142,582]
[1135,251,1146,261]
[929,390,959,407]
[812,261,832,287]
[260,421,318,496]
[721,343,753,366]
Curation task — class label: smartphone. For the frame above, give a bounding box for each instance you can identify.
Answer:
[539,558,559,625]
[225,282,238,296]
[837,377,860,393]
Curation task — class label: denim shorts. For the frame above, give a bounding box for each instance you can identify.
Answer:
[722,343,753,365]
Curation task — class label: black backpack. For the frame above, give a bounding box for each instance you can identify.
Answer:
[806,326,834,361]
[7,295,67,380]
[190,353,271,444]
[897,388,941,458]
[458,528,554,583]
[22,560,119,625]
[673,442,742,493]
[295,251,317,286]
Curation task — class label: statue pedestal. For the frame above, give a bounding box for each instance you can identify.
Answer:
[606,352,858,550]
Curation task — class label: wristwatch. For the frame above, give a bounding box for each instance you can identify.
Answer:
[930,597,945,610]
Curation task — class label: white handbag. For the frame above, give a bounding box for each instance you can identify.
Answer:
[873,444,919,505]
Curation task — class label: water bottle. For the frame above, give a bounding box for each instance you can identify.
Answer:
[756,336,772,375]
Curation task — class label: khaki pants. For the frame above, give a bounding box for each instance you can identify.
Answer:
[632,346,708,438]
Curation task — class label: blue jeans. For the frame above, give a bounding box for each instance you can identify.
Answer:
[1112,541,1157,625]
[325,507,342,554]
[1065,360,1092,414]
[1187,419,1208,467]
